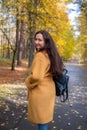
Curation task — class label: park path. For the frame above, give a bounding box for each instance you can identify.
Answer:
[0,63,87,130]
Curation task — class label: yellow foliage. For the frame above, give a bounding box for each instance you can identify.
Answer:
[6,0,13,6]
[1,0,75,59]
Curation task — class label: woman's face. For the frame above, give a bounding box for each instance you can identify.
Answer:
[34,33,45,51]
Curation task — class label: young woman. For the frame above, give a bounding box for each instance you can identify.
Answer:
[25,30,63,130]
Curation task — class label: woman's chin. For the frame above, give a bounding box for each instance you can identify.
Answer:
[36,48,40,51]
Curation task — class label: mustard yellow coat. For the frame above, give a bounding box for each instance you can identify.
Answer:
[25,51,55,124]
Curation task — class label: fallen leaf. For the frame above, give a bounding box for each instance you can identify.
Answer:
[67,123,71,126]
[53,126,56,129]
[77,125,82,130]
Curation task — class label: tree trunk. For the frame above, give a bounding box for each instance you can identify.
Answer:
[17,7,25,66]
[28,32,35,67]
[28,15,35,67]
[28,0,38,67]
[17,19,25,66]
[6,43,10,58]
[11,8,20,70]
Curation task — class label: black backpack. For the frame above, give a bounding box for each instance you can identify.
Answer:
[53,69,69,102]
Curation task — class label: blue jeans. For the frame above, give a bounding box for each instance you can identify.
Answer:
[38,124,48,130]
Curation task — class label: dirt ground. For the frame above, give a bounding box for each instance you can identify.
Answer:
[0,65,28,84]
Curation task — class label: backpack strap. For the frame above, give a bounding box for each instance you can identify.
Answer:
[60,75,69,102]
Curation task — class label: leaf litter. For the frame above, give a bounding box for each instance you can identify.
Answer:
[0,83,28,130]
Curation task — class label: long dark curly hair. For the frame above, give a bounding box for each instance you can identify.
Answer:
[34,30,64,76]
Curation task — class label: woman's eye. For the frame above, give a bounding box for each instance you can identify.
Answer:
[38,39,42,41]
[34,38,42,42]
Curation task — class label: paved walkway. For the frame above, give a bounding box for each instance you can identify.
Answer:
[0,64,87,130]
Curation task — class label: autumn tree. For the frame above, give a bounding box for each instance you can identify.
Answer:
[0,0,14,59]
[73,0,87,62]
[0,0,75,70]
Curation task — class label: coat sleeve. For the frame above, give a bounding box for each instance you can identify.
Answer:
[25,52,49,90]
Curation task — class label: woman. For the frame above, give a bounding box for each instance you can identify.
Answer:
[25,30,63,130]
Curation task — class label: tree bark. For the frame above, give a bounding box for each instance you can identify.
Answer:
[17,19,25,66]
[11,8,20,70]
[28,0,38,67]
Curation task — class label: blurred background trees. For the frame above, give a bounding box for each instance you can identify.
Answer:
[0,0,86,70]
[74,0,87,63]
